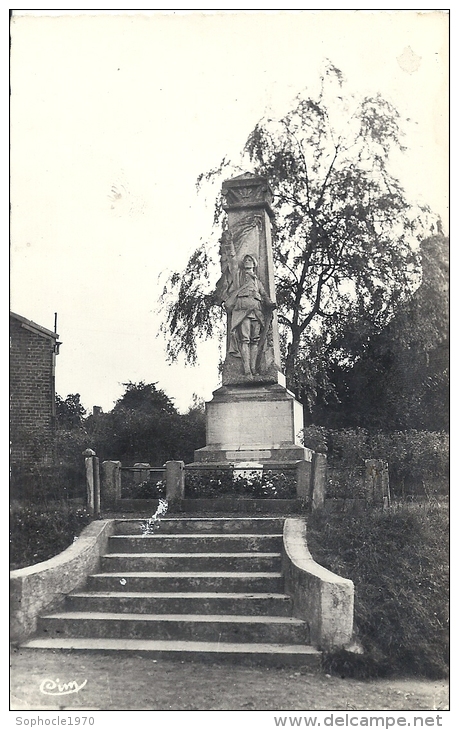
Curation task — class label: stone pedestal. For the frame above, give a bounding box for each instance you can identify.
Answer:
[194,383,311,464]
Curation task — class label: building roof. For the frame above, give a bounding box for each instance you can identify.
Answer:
[10,311,60,341]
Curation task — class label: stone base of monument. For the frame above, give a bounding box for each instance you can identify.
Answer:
[194,383,310,464]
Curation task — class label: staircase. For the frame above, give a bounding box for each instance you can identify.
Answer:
[21,517,321,668]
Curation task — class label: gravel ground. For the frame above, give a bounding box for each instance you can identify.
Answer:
[10,647,449,712]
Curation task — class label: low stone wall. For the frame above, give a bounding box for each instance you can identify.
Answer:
[282,517,354,649]
[10,519,115,643]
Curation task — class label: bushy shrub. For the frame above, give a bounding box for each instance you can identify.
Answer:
[301,427,449,498]
[54,426,90,499]
[307,503,449,678]
[185,468,235,498]
[9,504,92,570]
[185,467,297,499]
[126,478,166,500]
[370,430,449,496]
[85,382,206,466]
[10,424,90,505]
[301,425,328,453]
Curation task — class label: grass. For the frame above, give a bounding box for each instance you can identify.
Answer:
[307,502,449,678]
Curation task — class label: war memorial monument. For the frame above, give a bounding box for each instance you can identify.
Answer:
[194,172,312,478]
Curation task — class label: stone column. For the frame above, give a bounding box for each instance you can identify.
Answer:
[134,462,151,484]
[365,459,390,508]
[83,448,100,518]
[101,460,121,509]
[219,173,282,386]
[296,455,313,501]
[94,457,100,517]
[311,452,327,511]
[165,460,185,502]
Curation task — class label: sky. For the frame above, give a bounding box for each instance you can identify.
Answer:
[10,9,449,415]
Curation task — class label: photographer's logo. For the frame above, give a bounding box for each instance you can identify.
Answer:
[39,678,88,696]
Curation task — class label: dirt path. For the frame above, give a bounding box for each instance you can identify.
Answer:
[10,648,448,712]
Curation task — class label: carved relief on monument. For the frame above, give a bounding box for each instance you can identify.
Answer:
[215,233,276,382]
[221,173,273,211]
[216,173,282,386]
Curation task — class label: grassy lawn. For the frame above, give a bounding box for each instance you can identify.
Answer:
[307,501,449,679]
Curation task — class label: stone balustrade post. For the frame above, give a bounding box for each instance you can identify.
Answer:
[101,460,122,509]
[365,459,390,508]
[296,458,312,502]
[165,460,185,503]
[134,462,151,484]
[311,452,327,511]
[83,448,100,518]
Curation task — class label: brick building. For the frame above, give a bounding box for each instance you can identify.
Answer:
[10,311,61,471]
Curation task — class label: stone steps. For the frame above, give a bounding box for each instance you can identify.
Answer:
[108,534,283,553]
[114,517,285,534]
[20,517,321,668]
[100,552,282,572]
[65,590,293,616]
[38,611,308,643]
[86,571,284,593]
[21,637,321,667]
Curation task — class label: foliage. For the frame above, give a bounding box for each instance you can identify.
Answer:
[299,424,328,453]
[54,393,93,502]
[185,467,297,499]
[86,382,206,466]
[9,503,92,570]
[10,421,89,504]
[185,467,234,498]
[326,427,369,467]
[55,393,86,428]
[54,425,91,500]
[113,381,177,414]
[370,430,449,497]
[10,425,55,503]
[160,63,432,411]
[11,384,205,509]
[123,477,166,500]
[160,247,222,365]
[316,234,449,430]
[307,503,449,678]
[301,426,449,497]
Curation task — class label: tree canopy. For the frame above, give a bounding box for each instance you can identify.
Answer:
[113,381,177,416]
[160,64,433,414]
[85,381,205,466]
[318,234,449,431]
[55,393,86,429]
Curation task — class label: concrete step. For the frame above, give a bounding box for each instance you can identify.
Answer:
[38,611,309,644]
[20,637,322,668]
[171,499,303,515]
[66,591,293,616]
[108,534,283,553]
[100,552,282,573]
[86,571,284,593]
[114,517,286,535]
[112,499,302,515]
